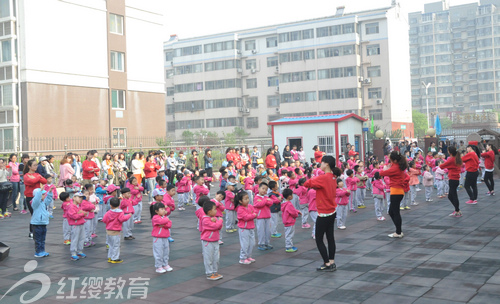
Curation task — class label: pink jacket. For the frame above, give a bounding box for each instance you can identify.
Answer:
[151,215,172,238]
[120,197,136,214]
[195,208,205,232]
[281,200,299,227]
[293,185,308,205]
[372,179,385,199]
[193,184,209,203]
[345,176,359,191]
[61,199,72,218]
[237,204,256,229]
[57,163,75,187]
[253,194,272,219]
[244,177,254,190]
[200,216,223,242]
[80,200,96,219]
[102,209,131,231]
[176,176,190,193]
[408,168,421,186]
[225,190,235,210]
[423,171,434,187]
[307,189,317,212]
[66,203,86,225]
[335,188,350,206]
[211,198,226,217]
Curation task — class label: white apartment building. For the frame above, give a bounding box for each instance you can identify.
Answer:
[164,3,413,139]
[0,0,166,151]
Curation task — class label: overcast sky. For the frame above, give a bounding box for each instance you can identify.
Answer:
[163,0,476,40]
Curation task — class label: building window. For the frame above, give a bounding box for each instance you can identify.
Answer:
[246,59,256,70]
[205,98,243,109]
[111,90,125,109]
[267,56,278,67]
[367,66,381,77]
[369,109,382,120]
[366,44,380,56]
[175,82,204,93]
[368,88,382,99]
[110,51,124,71]
[167,87,174,96]
[109,14,124,35]
[112,128,127,148]
[206,117,243,128]
[267,95,280,107]
[267,76,279,87]
[266,37,277,48]
[175,119,204,130]
[0,128,13,150]
[246,78,257,89]
[365,22,379,34]
[247,117,258,128]
[318,136,334,154]
[247,97,258,108]
[205,79,241,91]
[245,40,256,51]
[0,84,12,106]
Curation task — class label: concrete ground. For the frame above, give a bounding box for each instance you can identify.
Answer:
[0,181,500,304]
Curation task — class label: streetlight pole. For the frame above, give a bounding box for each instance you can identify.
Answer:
[422,82,432,129]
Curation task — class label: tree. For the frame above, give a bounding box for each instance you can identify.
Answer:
[182,130,195,145]
[412,110,428,137]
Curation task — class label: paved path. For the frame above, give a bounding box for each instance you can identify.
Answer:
[1,181,500,304]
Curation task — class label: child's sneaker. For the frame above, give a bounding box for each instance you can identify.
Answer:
[91,234,98,238]
[77,253,87,258]
[111,259,123,264]
[163,265,173,272]
[34,252,45,258]
[285,247,298,253]
[239,259,251,265]
[247,258,255,263]
[271,233,282,238]
[156,267,167,273]
[71,255,80,261]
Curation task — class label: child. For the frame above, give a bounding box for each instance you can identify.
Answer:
[335,179,350,229]
[372,172,386,221]
[43,174,58,219]
[127,177,144,224]
[120,188,136,240]
[211,191,226,245]
[201,200,224,281]
[235,191,256,264]
[80,188,96,247]
[151,202,173,273]
[67,192,88,261]
[60,192,72,245]
[225,181,237,233]
[345,169,358,213]
[422,165,434,202]
[244,171,255,204]
[294,178,309,228]
[281,188,299,252]
[31,188,53,257]
[408,161,421,206]
[193,176,210,209]
[307,187,317,239]
[176,173,189,210]
[102,197,131,263]
[354,165,368,209]
[268,181,283,238]
[254,183,273,251]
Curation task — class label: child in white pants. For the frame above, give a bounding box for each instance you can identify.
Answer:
[200,201,224,280]
[102,197,131,263]
[151,202,173,273]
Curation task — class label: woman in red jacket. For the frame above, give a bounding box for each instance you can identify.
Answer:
[440,146,463,217]
[265,148,277,173]
[304,155,341,272]
[380,151,408,238]
[481,144,498,195]
[462,145,480,204]
[144,155,160,203]
[24,159,47,238]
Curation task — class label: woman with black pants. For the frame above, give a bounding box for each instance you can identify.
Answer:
[23,160,47,238]
[440,147,463,217]
[481,144,498,196]
[304,155,340,272]
[380,151,408,238]
[462,145,480,205]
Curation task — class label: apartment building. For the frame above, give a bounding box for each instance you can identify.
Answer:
[409,0,500,121]
[0,0,165,151]
[164,3,413,139]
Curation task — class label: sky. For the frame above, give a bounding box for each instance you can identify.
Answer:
[163,0,476,40]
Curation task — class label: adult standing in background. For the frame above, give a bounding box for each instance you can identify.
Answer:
[8,154,20,211]
[274,145,281,170]
[204,149,213,177]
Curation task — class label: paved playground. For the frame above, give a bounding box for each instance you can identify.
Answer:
[1,182,500,304]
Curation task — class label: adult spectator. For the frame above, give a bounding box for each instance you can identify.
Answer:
[204,149,213,177]
[265,148,277,173]
[8,154,21,211]
[57,155,75,187]
[313,145,325,163]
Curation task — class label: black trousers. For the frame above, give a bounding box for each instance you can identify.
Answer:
[484,171,494,192]
[315,213,336,264]
[464,171,478,201]
[448,180,460,212]
[389,194,403,235]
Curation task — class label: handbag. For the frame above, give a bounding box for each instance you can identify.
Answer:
[0,182,12,192]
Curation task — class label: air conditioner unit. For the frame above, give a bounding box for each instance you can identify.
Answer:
[364,78,372,84]
[244,108,250,113]
[252,49,257,54]
[376,99,383,105]
[237,68,242,73]
[275,107,280,112]
[251,69,256,74]
[239,107,244,112]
